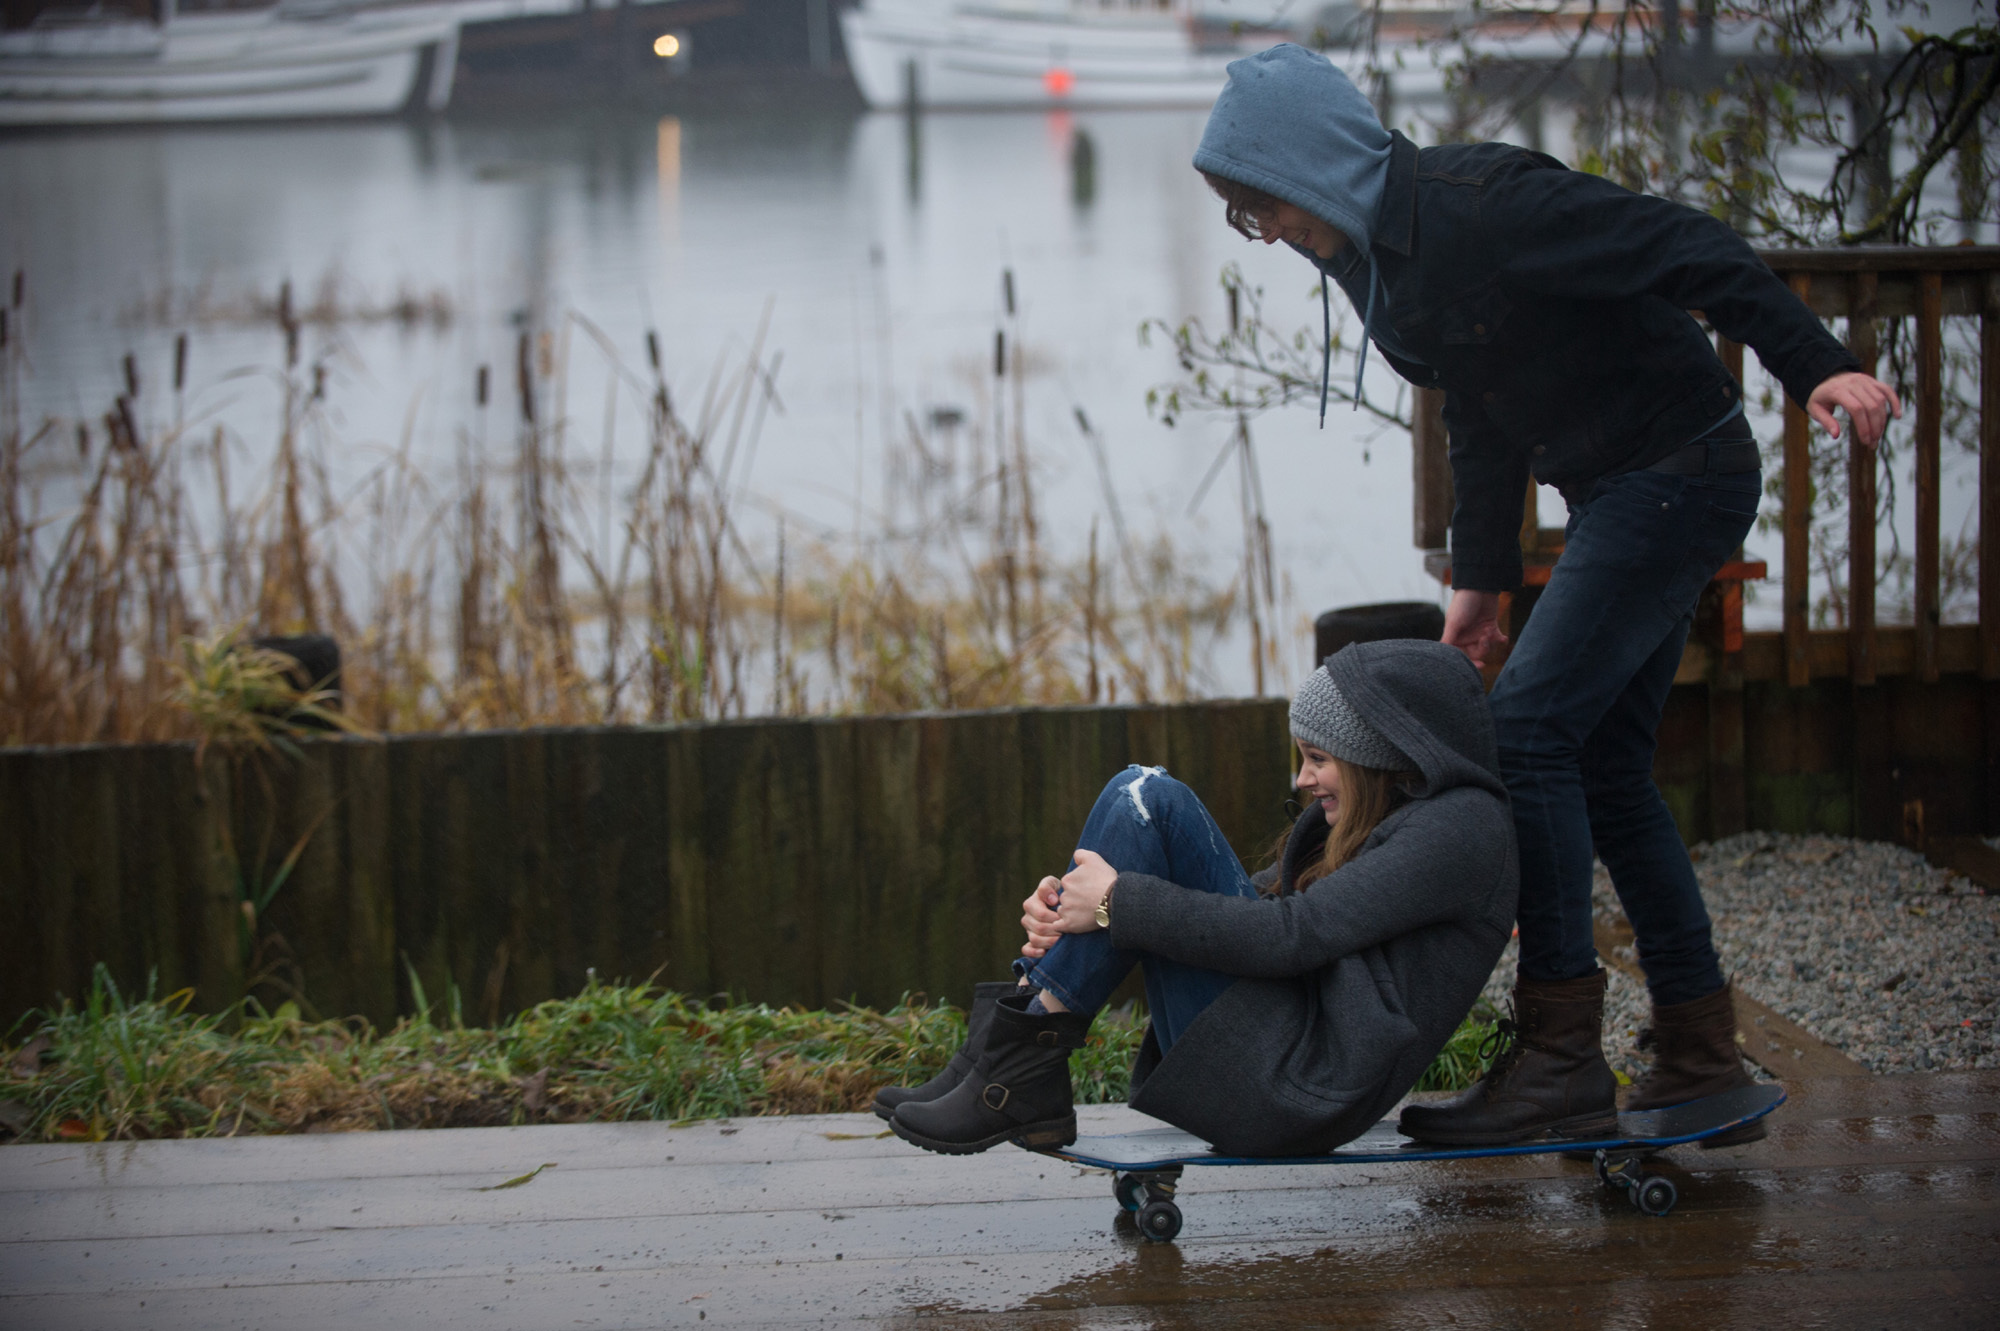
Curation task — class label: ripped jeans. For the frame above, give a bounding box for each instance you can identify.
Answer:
[1014,765,1260,1054]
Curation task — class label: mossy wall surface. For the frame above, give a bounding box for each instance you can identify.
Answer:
[5,679,1993,1028]
[1,702,1297,1029]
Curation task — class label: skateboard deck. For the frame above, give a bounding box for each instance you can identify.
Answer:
[1031,1082,1785,1241]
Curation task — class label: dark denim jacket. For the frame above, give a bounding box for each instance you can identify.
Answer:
[1348,133,1858,592]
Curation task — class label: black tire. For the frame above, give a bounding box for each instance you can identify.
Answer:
[1313,601,1446,662]
[1138,1199,1183,1243]
[1114,1173,1145,1213]
[1635,1176,1678,1217]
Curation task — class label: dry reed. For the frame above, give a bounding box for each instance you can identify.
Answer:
[1,271,1273,746]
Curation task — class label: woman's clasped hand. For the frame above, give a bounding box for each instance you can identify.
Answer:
[877,639,1518,1160]
[1019,847,1119,956]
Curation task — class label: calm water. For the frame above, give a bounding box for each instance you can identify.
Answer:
[0,100,1974,691]
[4,102,1461,694]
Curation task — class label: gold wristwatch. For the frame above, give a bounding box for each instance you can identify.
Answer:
[1093,886,1113,930]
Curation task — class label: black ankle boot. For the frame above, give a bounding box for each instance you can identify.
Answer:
[890,995,1088,1154]
[871,982,1018,1122]
[1398,971,1619,1146]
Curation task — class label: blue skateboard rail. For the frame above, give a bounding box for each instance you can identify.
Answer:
[1038,1082,1786,1171]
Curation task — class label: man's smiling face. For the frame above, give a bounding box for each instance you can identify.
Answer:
[1255,201,1347,260]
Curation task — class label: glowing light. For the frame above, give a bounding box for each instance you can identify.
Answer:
[653,34,681,58]
[1042,67,1075,97]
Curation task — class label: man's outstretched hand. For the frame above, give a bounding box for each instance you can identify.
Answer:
[1807,371,1903,449]
[1442,588,1508,669]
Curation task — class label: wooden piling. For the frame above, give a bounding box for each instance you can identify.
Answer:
[1846,271,1879,687]
[1914,270,1943,686]
[1783,272,1814,689]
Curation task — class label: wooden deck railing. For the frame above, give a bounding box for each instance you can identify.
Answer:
[1412,244,2000,692]
[1756,247,2000,689]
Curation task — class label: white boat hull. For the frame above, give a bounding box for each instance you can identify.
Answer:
[841,3,1278,110]
[0,9,463,126]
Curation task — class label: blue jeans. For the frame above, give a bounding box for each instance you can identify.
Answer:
[1015,766,1259,1053]
[1491,462,1761,1005]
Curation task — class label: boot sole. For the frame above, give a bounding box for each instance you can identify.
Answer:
[889,1113,1076,1156]
[1555,1113,1770,1159]
[1697,1118,1768,1148]
[1399,1109,1618,1149]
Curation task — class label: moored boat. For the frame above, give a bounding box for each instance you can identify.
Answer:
[0,0,559,126]
[839,0,1293,110]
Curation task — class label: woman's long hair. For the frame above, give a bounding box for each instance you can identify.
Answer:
[1281,757,1419,891]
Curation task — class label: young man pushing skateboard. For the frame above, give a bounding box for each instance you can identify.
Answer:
[1194,44,1901,1143]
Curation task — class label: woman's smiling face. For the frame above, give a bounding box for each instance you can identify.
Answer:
[1294,738,1342,819]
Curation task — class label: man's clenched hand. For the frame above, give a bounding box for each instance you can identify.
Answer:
[1442,588,1508,669]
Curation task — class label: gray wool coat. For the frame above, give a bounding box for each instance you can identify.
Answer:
[1107,639,1517,1157]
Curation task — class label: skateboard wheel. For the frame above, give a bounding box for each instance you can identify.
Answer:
[1114,1173,1145,1213]
[1634,1176,1678,1217]
[1138,1199,1182,1242]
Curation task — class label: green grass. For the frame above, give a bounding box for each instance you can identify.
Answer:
[1409,998,1503,1093]
[0,967,1493,1143]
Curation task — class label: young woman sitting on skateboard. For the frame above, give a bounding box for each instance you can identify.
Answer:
[876,638,1518,1158]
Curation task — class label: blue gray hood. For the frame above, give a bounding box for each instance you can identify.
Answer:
[1194,43,1397,420]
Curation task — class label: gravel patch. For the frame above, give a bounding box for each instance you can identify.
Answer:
[1475,832,1998,1079]
[1676,832,1999,1074]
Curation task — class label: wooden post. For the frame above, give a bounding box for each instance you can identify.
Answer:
[1784,272,1814,688]
[1846,272,1891,839]
[1411,386,1451,550]
[1718,335,1744,387]
[193,751,246,1011]
[1707,656,1748,838]
[1915,270,1943,685]
[1981,279,2000,833]
[1847,271,1879,686]
[1981,277,1999,682]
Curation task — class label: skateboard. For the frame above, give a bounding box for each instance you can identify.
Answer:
[1028,1081,1785,1242]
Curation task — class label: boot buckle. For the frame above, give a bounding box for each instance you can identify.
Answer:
[981,1083,1010,1111]
[1035,1031,1061,1047]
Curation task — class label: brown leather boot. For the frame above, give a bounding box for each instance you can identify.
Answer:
[1626,982,1766,1146]
[1398,971,1619,1146]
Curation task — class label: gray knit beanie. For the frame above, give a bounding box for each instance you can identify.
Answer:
[1289,665,1411,771]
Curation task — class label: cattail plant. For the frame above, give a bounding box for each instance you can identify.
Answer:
[1,275,1271,747]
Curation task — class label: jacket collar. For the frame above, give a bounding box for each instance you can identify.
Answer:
[1375,131,1418,257]
[1279,805,1331,894]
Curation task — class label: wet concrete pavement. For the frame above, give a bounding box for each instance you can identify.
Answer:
[2,1072,1996,1328]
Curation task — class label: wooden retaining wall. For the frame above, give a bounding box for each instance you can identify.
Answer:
[0,702,1296,1031]
[4,678,1994,1031]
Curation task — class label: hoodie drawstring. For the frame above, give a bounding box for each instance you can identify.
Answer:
[1319,254,1384,427]
[1353,256,1384,413]
[1318,279,1333,427]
